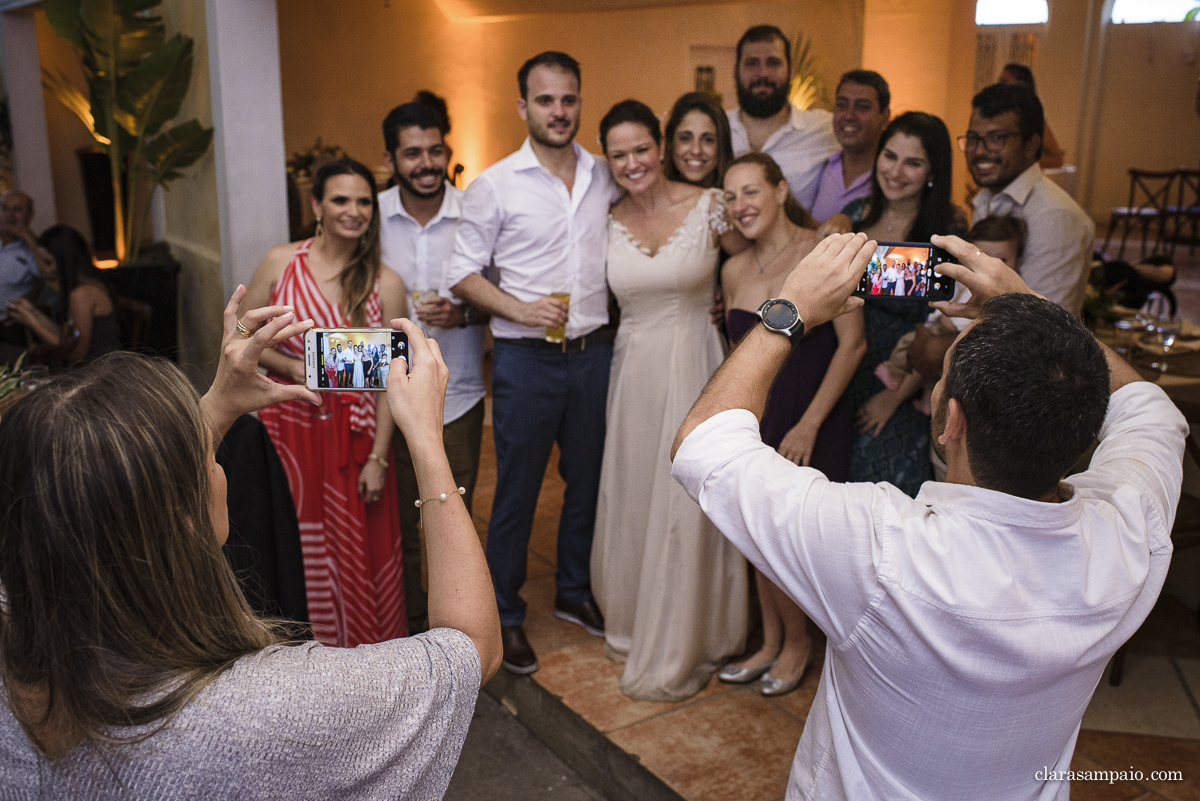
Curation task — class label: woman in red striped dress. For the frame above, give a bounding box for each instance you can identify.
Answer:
[242,159,409,647]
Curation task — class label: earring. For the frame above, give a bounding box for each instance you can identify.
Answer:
[315,217,324,236]
[926,180,934,188]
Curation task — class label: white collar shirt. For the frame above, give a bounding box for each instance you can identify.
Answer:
[673,382,1185,800]
[0,239,38,322]
[446,138,619,341]
[728,106,839,211]
[972,163,1095,316]
[379,182,485,424]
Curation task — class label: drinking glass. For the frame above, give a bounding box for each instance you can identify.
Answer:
[545,291,571,344]
[412,289,438,337]
[18,365,50,392]
[1112,319,1136,360]
[1142,292,1178,373]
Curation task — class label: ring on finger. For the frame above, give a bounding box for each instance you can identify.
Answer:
[236,319,254,339]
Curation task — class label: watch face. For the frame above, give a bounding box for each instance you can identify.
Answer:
[762,300,798,330]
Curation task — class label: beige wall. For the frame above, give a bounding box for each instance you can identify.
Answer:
[277,0,864,186]
[161,0,223,386]
[34,8,93,242]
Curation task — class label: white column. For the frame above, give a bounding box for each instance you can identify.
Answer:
[0,7,57,232]
[204,0,287,293]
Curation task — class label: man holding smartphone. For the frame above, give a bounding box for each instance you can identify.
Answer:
[448,52,618,674]
[672,232,1183,799]
[378,98,487,635]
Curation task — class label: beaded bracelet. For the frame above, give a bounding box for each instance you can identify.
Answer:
[414,486,466,509]
[367,452,389,469]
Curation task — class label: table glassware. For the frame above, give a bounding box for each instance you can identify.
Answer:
[545,291,571,344]
[1142,292,1179,373]
[412,289,438,337]
[1113,319,1136,359]
[18,365,50,392]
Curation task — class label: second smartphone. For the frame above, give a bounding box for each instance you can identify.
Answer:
[304,328,408,391]
[854,241,955,301]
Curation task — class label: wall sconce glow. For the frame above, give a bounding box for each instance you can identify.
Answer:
[1111,0,1199,23]
[976,0,1048,25]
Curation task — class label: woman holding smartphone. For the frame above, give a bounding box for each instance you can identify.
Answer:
[719,152,865,696]
[823,112,960,495]
[0,295,501,797]
[242,158,408,647]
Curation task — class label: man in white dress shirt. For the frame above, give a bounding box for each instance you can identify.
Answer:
[379,98,488,633]
[727,25,839,211]
[448,52,617,674]
[671,232,1184,800]
[966,83,1094,316]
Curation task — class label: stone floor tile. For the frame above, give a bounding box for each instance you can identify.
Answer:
[533,643,734,733]
[607,690,801,801]
[1067,752,1151,801]
[521,573,604,654]
[1075,731,1200,801]
[1083,655,1200,740]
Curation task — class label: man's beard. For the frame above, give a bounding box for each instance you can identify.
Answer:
[395,168,445,200]
[737,78,790,119]
[529,118,579,149]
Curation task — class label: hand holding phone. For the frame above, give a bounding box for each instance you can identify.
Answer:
[854,242,955,301]
[304,328,409,391]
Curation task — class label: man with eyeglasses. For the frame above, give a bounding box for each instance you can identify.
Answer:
[962,83,1093,316]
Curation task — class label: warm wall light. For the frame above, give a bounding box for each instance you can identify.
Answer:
[95,259,119,270]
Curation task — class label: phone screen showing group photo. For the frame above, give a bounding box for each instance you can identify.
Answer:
[858,244,947,299]
[315,330,407,390]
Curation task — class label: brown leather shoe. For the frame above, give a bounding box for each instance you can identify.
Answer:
[500,624,538,674]
[554,596,605,637]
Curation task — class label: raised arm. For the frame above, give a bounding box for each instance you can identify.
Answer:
[385,317,502,682]
[672,233,873,459]
[240,244,305,384]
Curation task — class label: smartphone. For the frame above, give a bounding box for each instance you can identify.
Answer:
[304,328,408,391]
[854,242,955,301]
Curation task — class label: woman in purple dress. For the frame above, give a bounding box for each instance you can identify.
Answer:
[718,153,865,696]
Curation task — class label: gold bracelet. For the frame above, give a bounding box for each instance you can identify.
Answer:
[367,452,389,469]
[415,486,466,508]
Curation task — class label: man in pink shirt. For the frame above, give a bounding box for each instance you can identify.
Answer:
[810,71,891,224]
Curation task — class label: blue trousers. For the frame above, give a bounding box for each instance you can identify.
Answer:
[487,340,612,627]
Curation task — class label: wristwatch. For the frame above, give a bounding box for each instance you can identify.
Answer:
[756,298,805,342]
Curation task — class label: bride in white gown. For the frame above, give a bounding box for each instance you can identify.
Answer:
[591,100,748,701]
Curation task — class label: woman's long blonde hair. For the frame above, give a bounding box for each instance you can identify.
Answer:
[313,158,382,326]
[0,353,287,751]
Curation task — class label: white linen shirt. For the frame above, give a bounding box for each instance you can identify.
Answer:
[0,239,38,322]
[728,106,839,211]
[673,382,1185,800]
[445,139,618,341]
[972,163,1096,316]
[379,183,485,424]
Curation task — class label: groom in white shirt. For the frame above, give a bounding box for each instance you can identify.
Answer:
[672,232,1185,800]
[448,51,618,674]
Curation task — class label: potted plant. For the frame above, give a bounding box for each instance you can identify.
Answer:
[41,0,213,265]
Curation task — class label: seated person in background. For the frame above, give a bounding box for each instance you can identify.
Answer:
[0,292,501,798]
[876,214,1026,425]
[1094,252,1177,313]
[966,83,1093,316]
[997,63,1065,170]
[0,190,42,355]
[7,225,120,363]
[671,231,1185,800]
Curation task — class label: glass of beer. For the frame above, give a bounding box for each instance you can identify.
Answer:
[545,290,571,343]
[412,289,439,337]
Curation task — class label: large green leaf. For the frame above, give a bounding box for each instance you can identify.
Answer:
[115,35,192,138]
[1186,6,1199,20]
[144,120,213,183]
[80,0,164,80]
[41,68,108,145]
[43,0,85,49]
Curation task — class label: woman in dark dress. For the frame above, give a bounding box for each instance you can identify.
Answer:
[827,112,961,496]
[8,225,120,362]
[718,153,865,696]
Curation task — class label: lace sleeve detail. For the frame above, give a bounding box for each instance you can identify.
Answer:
[707,188,732,236]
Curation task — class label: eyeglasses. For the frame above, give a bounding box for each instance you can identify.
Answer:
[957,131,1019,152]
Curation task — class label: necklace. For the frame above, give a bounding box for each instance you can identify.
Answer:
[753,229,801,274]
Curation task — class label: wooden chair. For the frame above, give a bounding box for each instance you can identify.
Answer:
[1102,169,1179,261]
[114,293,152,353]
[1166,168,1200,258]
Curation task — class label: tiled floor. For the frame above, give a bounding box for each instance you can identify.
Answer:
[461,237,1200,801]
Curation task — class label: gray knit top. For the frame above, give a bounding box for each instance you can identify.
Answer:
[0,628,480,800]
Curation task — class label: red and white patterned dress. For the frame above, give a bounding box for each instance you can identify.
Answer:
[258,239,406,646]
